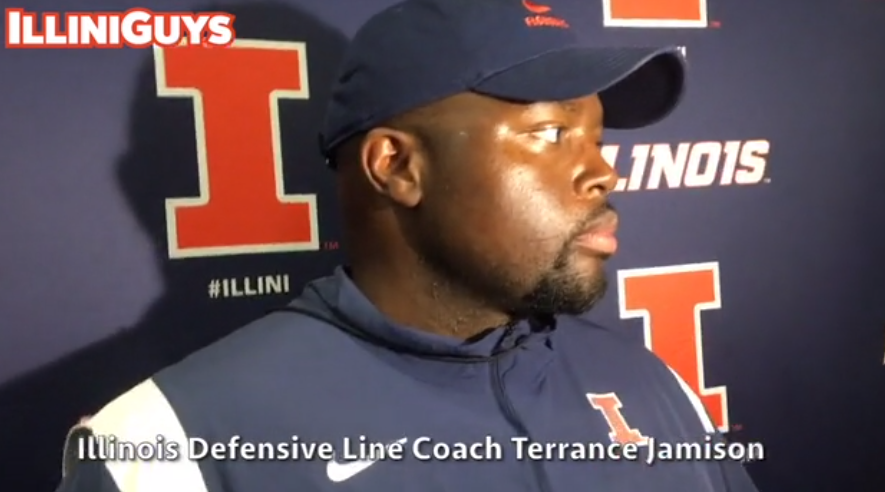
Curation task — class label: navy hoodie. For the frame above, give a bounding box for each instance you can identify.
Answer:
[57,268,759,492]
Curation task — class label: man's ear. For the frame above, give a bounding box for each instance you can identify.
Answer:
[360,127,424,207]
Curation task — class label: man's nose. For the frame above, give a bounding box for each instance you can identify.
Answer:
[574,155,619,198]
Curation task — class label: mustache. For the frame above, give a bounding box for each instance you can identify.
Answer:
[571,202,616,240]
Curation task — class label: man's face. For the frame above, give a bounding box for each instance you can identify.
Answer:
[404,92,619,317]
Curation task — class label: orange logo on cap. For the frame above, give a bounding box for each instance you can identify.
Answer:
[522,0,552,13]
[522,0,569,28]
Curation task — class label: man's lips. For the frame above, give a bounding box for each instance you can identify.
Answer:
[574,212,619,255]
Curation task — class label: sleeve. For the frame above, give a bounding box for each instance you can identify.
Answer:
[663,366,717,434]
[55,379,210,492]
[664,366,760,492]
[56,458,124,492]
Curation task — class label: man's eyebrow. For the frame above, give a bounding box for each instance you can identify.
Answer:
[555,100,581,113]
[524,99,582,115]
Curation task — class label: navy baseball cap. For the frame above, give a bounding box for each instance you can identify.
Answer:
[319,0,686,161]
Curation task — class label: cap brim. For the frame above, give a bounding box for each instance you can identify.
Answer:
[471,46,685,129]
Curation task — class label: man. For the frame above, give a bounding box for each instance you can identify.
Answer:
[57,0,760,490]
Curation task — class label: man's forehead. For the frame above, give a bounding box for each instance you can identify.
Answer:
[553,95,603,114]
[426,92,602,121]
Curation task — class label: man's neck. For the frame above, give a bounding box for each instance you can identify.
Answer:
[347,260,511,340]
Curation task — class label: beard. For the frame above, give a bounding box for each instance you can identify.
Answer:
[413,203,614,321]
[510,201,616,317]
[515,243,609,318]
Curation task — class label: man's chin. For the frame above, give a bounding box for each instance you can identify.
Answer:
[519,273,609,317]
[571,247,613,272]
[569,270,609,312]
[562,289,608,315]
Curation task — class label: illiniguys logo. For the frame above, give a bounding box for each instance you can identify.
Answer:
[4,8,236,48]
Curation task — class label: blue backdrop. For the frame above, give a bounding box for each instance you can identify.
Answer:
[2,0,885,490]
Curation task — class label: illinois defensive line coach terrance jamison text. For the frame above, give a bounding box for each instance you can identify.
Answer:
[77,434,765,464]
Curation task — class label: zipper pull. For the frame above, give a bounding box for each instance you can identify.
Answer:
[498,323,526,351]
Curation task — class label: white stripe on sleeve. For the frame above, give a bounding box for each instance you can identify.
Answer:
[63,378,209,492]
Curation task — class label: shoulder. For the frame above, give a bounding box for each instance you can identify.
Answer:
[143,307,368,419]
[61,308,349,490]
[156,307,354,391]
[61,378,208,492]
[554,314,649,357]
[553,315,717,433]
[67,308,348,444]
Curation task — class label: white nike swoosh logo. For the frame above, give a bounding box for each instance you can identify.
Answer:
[326,438,408,482]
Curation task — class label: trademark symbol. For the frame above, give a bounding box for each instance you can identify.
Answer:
[730,423,744,432]
[322,241,340,250]
[709,20,721,28]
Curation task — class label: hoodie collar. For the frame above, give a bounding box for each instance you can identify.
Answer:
[298,267,555,360]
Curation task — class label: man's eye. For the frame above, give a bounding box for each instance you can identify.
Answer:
[533,127,564,143]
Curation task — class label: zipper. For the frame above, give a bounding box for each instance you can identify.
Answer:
[490,329,553,492]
